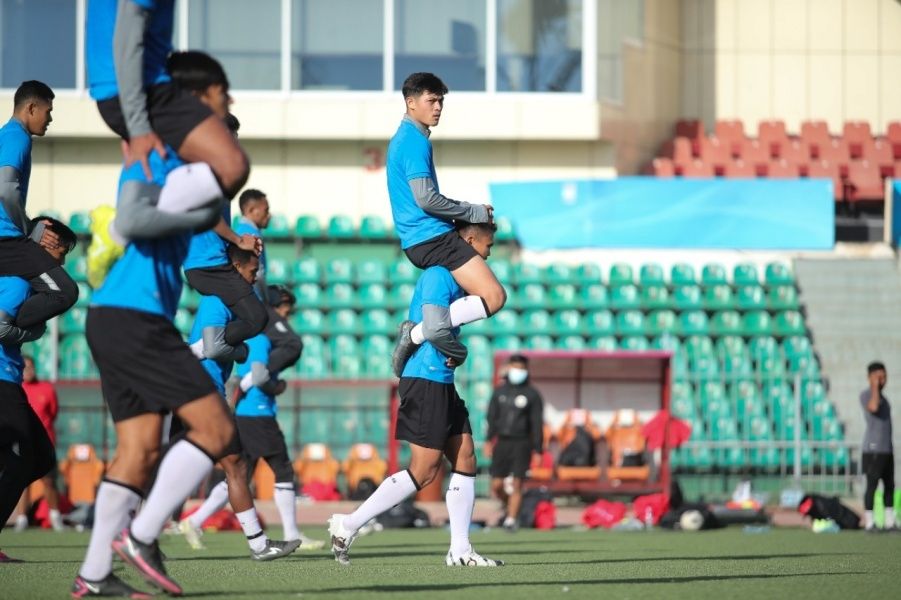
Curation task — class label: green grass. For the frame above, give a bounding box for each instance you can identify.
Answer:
[2,526,900,599]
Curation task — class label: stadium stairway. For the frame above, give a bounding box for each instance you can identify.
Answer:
[795,257,901,444]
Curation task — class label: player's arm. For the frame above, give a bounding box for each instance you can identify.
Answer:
[420,303,467,365]
[866,374,881,413]
[0,164,29,235]
[409,177,491,223]
[115,181,221,239]
[238,337,283,395]
[201,325,247,362]
[0,309,44,344]
[214,218,261,255]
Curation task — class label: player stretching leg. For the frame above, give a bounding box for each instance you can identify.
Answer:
[329,222,503,568]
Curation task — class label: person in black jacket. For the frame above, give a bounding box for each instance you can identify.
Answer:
[485,354,544,531]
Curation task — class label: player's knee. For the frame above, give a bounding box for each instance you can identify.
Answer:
[117,443,160,477]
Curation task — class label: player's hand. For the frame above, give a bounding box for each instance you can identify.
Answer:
[446,357,460,369]
[274,380,288,395]
[485,204,494,223]
[237,234,262,255]
[127,132,167,182]
[38,220,61,250]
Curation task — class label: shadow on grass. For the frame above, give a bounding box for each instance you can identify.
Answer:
[513,552,852,565]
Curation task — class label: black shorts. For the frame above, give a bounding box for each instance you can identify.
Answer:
[0,381,57,483]
[185,264,255,307]
[0,236,59,279]
[235,416,293,481]
[862,453,895,484]
[404,230,478,272]
[489,438,532,479]
[86,307,218,422]
[96,82,214,152]
[396,377,472,450]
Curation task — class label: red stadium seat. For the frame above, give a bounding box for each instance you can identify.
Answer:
[816,139,851,176]
[758,120,789,157]
[699,136,731,174]
[843,121,874,158]
[806,159,844,201]
[738,139,770,174]
[675,119,704,139]
[763,159,800,179]
[723,159,756,178]
[887,121,901,159]
[660,136,694,163]
[801,120,832,153]
[678,159,715,178]
[861,139,895,177]
[846,160,885,203]
[651,157,675,177]
[715,119,746,156]
[778,138,813,164]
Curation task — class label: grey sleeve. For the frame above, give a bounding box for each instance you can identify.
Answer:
[115,180,221,239]
[250,361,282,395]
[201,326,243,362]
[0,166,29,235]
[420,303,468,364]
[409,177,490,223]
[113,0,153,138]
[0,310,45,344]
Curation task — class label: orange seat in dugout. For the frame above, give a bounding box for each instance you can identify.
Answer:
[252,460,276,500]
[555,409,602,481]
[59,444,105,504]
[342,443,388,493]
[293,443,341,488]
[605,409,651,482]
[528,424,555,481]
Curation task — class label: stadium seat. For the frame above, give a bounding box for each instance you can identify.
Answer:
[293,257,321,284]
[361,309,392,336]
[516,283,547,310]
[733,263,759,287]
[575,262,602,285]
[678,310,709,336]
[356,258,387,285]
[74,282,91,308]
[513,262,542,285]
[359,215,390,239]
[806,159,844,200]
[862,139,895,176]
[294,443,341,488]
[67,255,88,282]
[847,160,884,203]
[645,309,676,337]
[775,311,806,337]
[585,310,615,337]
[767,285,799,310]
[703,284,734,311]
[716,334,746,357]
[608,263,634,286]
[723,159,756,178]
[736,286,766,311]
[548,284,578,309]
[662,136,694,164]
[641,284,670,310]
[715,119,746,155]
[389,259,417,285]
[68,211,92,235]
[679,159,714,178]
[670,263,696,286]
[701,263,728,287]
[327,215,355,239]
[263,213,290,238]
[619,336,649,352]
[610,284,640,310]
[59,444,105,504]
[711,311,742,336]
[749,335,779,361]
[673,285,702,311]
[265,257,290,284]
[588,335,618,351]
[294,215,322,239]
[324,258,354,284]
[762,159,800,178]
[59,336,97,379]
[544,263,574,285]
[616,310,645,336]
[684,335,714,358]
[493,334,522,351]
[605,409,651,481]
[675,119,704,141]
[556,335,587,350]
[524,334,553,350]
[293,283,321,308]
[651,157,675,177]
[556,409,603,481]
[817,139,851,173]
[758,120,788,155]
[291,308,324,335]
[490,259,513,285]
[358,283,387,309]
[342,444,388,494]
[765,263,794,286]
[843,121,873,156]
[742,310,773,337]
[738,139,769,170]
[327,309,359,335]
[651,332,681,353]
[639,263,665,286]
[489,310,519,336]
[495,216,515,241]
[699,136,731,172]
[386,282,414,310]
[580,284,609,310]
[521,309,551,335]
[552,309,582,336]
[800,120,832,151]
[779,138,813,165]
[60,307,87,334]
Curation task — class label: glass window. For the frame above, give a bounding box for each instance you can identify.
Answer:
[0,0,77,89]
[188,0,281,90]
[292,0,383,91]
[497,0,582,92]
[394,0,486,92]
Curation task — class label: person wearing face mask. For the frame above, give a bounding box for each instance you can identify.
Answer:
[485,354,544,531]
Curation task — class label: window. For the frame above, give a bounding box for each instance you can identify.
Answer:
[188,0,281,90]
[0,0,77,89]
[292,0,383,91]
[394,0,486,92]
[496,0,582,92]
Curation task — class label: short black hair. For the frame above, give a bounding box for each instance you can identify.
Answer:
[868,361,886,374]
[266,284,296,308]
[238,188,266,214]
[14,80,54,108]
[33,216,77,252]
[224,112,240,135]
[455,220,497,237]
[227,244,257,266]
[402,72,448,99]
[167,51,229,93]
[508,354,529,366]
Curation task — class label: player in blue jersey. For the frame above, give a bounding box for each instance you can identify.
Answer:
[0,217,75,565]
[234,189,271,295]
[0,81,80,329]
[176,246,300,560]
[329,221,504,568]
[386,72,507,377]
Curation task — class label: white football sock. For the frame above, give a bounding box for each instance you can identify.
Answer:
[864,510,874,529]
[188,480,229,529]
[78,480,142,581]
[236,508,268,553]
[411,295,489,344]
[343,470,418,533]
[274,482,300,541]
[885,507,895,528]
[157,162,223,214]
[131,440,213,545]
[446,472,475,557]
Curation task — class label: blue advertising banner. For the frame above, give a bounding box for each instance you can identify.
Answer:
[892,181,901,247]
[489,177,835,250]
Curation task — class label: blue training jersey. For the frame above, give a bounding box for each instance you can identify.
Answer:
[401,266,463,384]
[0,118,32,238]
[189,294,235,396]
[386,118,452,249]
[91,147,189,320]
[0,277,31,384]
[235,334,276,418]
[183,203,230,271]
[234,217,267,274]
[85,0,174,101]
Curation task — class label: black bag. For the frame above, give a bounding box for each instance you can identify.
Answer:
[659,502,721,530]
[557,426,596,467]
[349,477,378,501]
[517,487,554,528]
[376,498,431,529]
[799,494,861,530]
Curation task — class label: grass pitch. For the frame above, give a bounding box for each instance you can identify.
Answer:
[2,525,899,599]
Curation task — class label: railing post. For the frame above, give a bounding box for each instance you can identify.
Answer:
[793,373,802,485]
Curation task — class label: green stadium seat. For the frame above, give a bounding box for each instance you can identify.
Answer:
[327,309,359,335]
[580,284,609,310]
[732,381,765,420]
[670,263,697,286]
[765,262,794,286]
[324,258,354,284]
[293,283,321,308]
[722,353,753,377]
[356,259,387,285]
[641,284,670,310]
[736,286,766,311]
[327,215,355,239]
[716,335,747,357]
[296,347,326,380]
[516,283,547,310]
[60,307,87,334]
[711,311,742,337]
[689,354,720,380]
[556,335,587,350]
[293,257,321,284]
[575,263,602,285]
[749,336,779,361]
[651,332,681,353]
[544,263,573,285]
[291,308,324,334]
[615,310,644,336]
[745,414,773,441]
[521,309,551,335]
[701,263,728,287]
[491,259,513,285]
[671,381,696,419]
[619,336,649,352]
[389,259,417,285]
[361,309,392,336]
[361,334,391,357]
[782,336,812,359]
[585,310,615,337]
[328,333,359,359]
[588,335,618,351]
[524,335,553,350]
[548,284,578,309]
[362,354,393,378]
[357,283,387,309]
[513,262,542,285]
[610,284,640,310]
[678,310,709,336]
[775,311,806,337]
[646,309,676,337]
[174,309,192,335]
[673,285,702,311]
[59,334,97,379]
[495,216,515,241]
[684,335,714,359]
[733,263,760,287]
[767,285,800,310]
[742,311,773,337]
[757,355,787,377]
[493,334,522,351]
[489,310,519,336]
[294,215,322,239]
[608,263,634,286]
[324,283,354,309]
[553,309,582,336]
[764,382,794,421]
[703,284,734,311]
[265,257,290,284]
[639,263,665,287]
[263,213,290,238]
[66,255,88,282]
[359,215,390,239]
[788,353,820,376]
[22,337,54,379]
[387,282,415,310]
[68,211,91,235]
[75,282,91,308]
